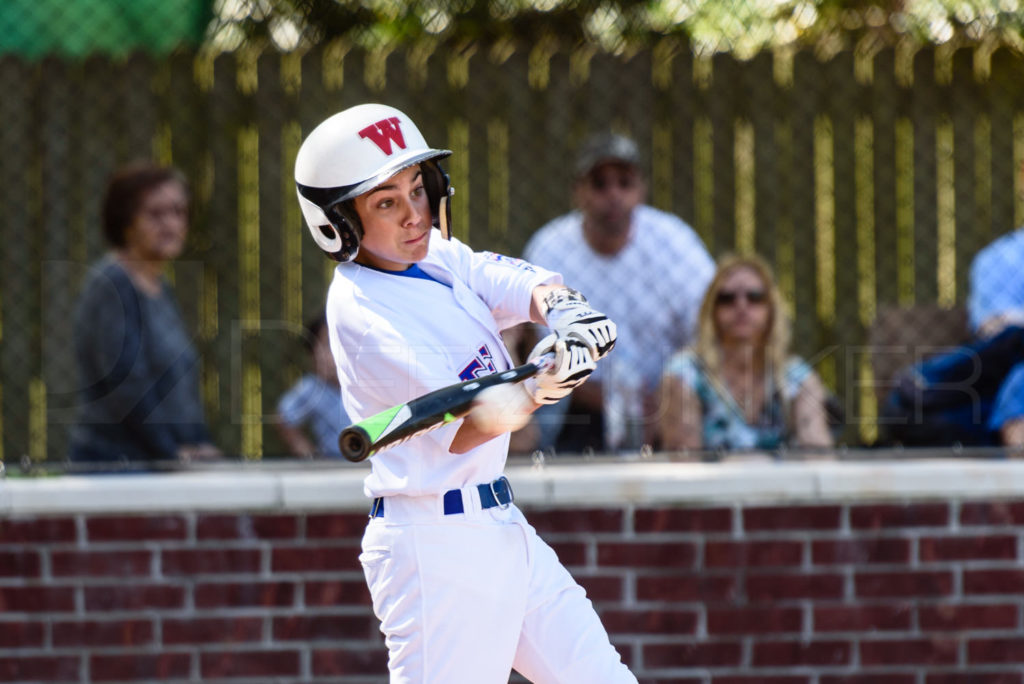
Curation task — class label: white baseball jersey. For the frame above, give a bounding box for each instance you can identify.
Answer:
[326,231,558,497]
[330,230,638,684]
[524,204,715,388]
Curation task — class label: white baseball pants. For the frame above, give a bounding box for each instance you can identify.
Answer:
[359,486,637,683]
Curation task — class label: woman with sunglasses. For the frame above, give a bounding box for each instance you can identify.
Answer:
[659,254,833,454]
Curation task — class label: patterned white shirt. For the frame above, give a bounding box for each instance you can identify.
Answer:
[524,204,715,390]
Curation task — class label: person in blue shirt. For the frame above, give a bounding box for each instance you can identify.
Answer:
[275,313,350,458]
[961,161,1024,447]
[880,160,1024,450]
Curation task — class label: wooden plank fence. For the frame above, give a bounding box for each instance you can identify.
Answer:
[0,40,1022,460]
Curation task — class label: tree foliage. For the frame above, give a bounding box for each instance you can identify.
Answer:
[206,0,1024,56]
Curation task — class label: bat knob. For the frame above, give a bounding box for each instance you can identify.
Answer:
[339,426,372,462]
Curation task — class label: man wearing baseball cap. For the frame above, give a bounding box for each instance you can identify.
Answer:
[522,131,715,453]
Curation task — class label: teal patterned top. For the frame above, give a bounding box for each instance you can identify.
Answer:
[663,349,814,450]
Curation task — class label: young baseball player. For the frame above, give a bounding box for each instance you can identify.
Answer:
[295,104,637,683]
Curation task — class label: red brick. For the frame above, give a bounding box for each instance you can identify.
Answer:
[91,653,190,681]
[855,571,953,598]
[812,538,911,565]
[820,676,916,684]
[194,581,296,608]
[196,513,299,539]
[714,678,810,684]
[0,656,79,682]
[576,574,625,602]
[637,574,737,602]
[596,541,697,568]
[305,580,372,607]
[200,649,300,678]
[53,619,153,647]
[162,617,263,645]
[599,608,698,635]
[0,621,44,648]
[964,569,1024,594]
[927,673,1023,684]
[813,604,912,632]
[548,541,586,566]
[752,640,851,666]
[522,508,626,534]
[0,550,41,577]
[968,638,1024,663]
[274,614,380,641]
[634,507,732,533]
[746,573,844,601]
[612,638,636,670]
[86,515,186,542]
[0,517,76,544]
[644,641,743,667]
[51,550,152,577]
[705,540,803,568]
[860,638,958,665]
[929,671,1015,684]
[162,548,261,575]
[960,501,1024,526]
[307,512,376,538]
[0,586,75,612]
[707,607,803,635]
[850,503,949,530]
[83,584,185,611]
[743,505,841,531]
[312,646,388,676]
[919,535,1017,562]
[271,545,361,572]
[919,603,1018,631]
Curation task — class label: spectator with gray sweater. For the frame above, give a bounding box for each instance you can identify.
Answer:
[68,162,221,468]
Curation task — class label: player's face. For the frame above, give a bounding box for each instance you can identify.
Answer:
[574,162,645,237]
[713,266,772,346]
[352,165,431,270]
[123,180,189,262]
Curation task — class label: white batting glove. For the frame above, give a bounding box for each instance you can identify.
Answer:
[542,287,617,360]
[522,333,596,404]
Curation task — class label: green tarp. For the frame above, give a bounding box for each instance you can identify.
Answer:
[0,0,213,58]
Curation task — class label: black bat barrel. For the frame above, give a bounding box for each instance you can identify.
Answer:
[339,425,372,462]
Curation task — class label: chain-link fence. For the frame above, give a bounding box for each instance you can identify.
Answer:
[1,32,1023,462]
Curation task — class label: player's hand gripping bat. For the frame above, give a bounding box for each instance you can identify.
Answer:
[338,354,555,462]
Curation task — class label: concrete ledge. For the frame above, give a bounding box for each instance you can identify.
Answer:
[4,457,1024,515]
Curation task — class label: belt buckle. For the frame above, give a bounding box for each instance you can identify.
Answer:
[489,476,513,510]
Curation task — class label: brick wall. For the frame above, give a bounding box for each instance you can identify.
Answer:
[3,461,1024,683]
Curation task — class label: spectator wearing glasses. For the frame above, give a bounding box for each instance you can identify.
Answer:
[520,132,714,452]
[658,254,833,454]
[68,162,221,468]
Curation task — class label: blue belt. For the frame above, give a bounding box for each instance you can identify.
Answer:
[369,476,514,518]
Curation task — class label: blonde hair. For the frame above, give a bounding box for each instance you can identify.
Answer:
[694,253,791,396]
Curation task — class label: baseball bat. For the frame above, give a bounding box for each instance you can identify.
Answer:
[338,354,554,462]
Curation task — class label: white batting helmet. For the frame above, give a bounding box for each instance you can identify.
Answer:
[294,103,453,262]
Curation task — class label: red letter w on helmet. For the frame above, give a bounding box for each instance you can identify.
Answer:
[358,117,407,155]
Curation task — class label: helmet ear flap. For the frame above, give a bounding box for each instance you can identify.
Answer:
[320,202,362,263]
[421,160,454,240]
